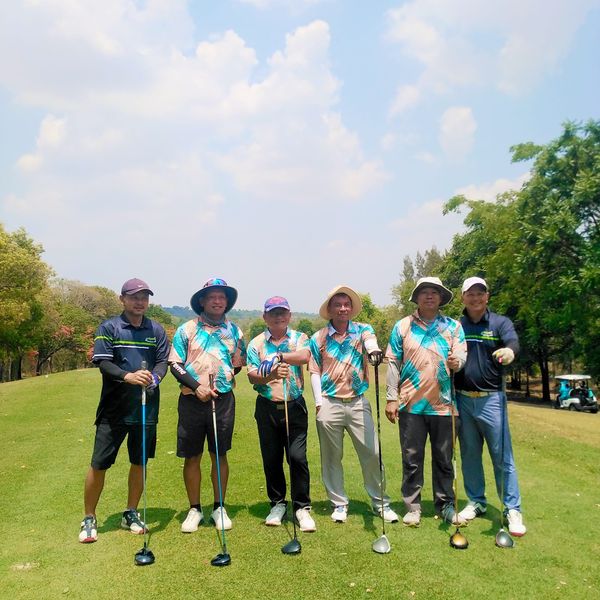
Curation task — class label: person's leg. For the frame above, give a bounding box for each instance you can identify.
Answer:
[398,412,427,511]
[255,396,287,505]
[183,455,202,505]
[315,397,347,506]
[428,415,454,513]
[84,468,106,516]
[346,396,391,509]
[126,464,143,509]
[480,392,521,511]
[287,397,311,510]
[457,393,487,506]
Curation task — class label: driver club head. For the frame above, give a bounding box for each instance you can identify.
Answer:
[211,553,232,567]
[495,528,515,549]
[281,538,302,555]
[372,534,391,554]
[134,546,156,566]
[449,528,469,550]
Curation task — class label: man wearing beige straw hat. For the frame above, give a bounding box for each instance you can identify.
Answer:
[385,277,467,527]
[309,285,398,524]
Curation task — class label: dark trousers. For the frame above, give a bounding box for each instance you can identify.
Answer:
[254,395,311,510]
[398,412,455,512]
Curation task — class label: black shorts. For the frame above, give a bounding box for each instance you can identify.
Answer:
[91,422,157,470]
[177,391,235,458]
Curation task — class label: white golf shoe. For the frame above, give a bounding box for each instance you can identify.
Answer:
[265,503,287,526]
[402,510,422,527]
[458,501,486,522]
[507,509,527,537]
[211,507,233,531]
[374,505,399,523]
[295,508,316,532]
[181,507,204,533]
[331,505,348,523]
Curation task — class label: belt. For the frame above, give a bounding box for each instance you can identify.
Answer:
[325,395,361,404]
[457,390,496,398]
[259,395,302,409]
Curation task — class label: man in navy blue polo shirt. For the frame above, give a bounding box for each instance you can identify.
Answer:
[78,278,170,544]
[454,277,526,537]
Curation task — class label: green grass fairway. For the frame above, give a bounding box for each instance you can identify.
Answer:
[1,370,599,599]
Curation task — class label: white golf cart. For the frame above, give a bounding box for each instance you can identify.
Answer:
[554,374,598,413]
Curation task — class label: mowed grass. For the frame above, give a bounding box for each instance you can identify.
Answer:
[1,369,599,600]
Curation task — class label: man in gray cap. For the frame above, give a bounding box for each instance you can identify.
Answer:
[169,278,246,533]
[385,277,467,527]
[79,278,170,543]
[454,277,526,536]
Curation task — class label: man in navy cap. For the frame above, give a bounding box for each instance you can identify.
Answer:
[79,278,170,543]
[246,296,315,531]
[169,278,246,533]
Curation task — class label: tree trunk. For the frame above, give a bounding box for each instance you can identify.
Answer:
[525,371,530,397]
[538,352,551,403]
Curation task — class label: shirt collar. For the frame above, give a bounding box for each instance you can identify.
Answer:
[198,314,228,328]
[413,310,443,327]
[328,320,358,336]
[119,312,149,329]
[462,307,490,324]
[265,327,291,341]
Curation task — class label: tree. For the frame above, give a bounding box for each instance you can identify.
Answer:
[355,293,399,351]
[246,318,266,342]
[295,318,316,337]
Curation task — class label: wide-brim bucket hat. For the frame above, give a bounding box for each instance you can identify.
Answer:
[190,278,238,315]
[410,277,453,307]
[319,285,363,320]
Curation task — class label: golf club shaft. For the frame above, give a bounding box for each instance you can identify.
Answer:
[210,374,228,554]
[374,363,386,536]
[282,378,298,541]
[450,374,458,518]
[141,360,149,546]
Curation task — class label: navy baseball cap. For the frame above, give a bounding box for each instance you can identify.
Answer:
[121,278,154,296]
[264,296,291,312]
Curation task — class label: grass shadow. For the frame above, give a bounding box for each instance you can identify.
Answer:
[99,507,177,535]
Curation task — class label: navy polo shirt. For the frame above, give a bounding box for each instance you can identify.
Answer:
[92,313,170,425]
[454,309,519,392]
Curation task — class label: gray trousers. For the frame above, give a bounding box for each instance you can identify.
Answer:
[316,395,391,509]
[398,412,454,512]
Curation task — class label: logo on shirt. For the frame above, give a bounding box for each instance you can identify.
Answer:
[145,337,157,343]
[481,330,495,340]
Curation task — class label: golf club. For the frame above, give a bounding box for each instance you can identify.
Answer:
[135,360,155,566]
[372,362,391,554]
[209,374,232,567]
[449,376,468,550]
[281,378,301,555]
[495,361,514,549]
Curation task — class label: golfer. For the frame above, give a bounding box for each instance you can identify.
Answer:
[309,285,398,524]
[169,278,246,533]
[79,278,170,543]
[385,277,467,527]
[455,277,526,536]
[246,296,315,532]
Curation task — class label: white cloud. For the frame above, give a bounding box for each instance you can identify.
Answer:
[237,0,325,9]
[389,84,421,116]
[439,106,477,160]
[456,173,530,201]
[385,0,598,106]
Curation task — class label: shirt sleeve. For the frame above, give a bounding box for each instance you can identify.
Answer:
[385,322,404,362]
[153,323,170,380]
[498,316,520,355]
[169,323,188,364]
[308,334,322,375]
[386,359,401,401]
[246,339,260,374]
[92,321,114,364]
[361,324,380,354]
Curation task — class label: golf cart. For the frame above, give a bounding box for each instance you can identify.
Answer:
[554,375,598,413]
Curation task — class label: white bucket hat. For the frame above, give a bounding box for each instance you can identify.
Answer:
[319,285,363,320]
[410,277,453,307]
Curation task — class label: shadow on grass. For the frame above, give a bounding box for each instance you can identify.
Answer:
[99,507,177,535]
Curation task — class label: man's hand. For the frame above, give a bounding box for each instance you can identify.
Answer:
[274,362,290,380]
[492,347,515,365]
[195,384,218,402]
[258,353,283,378]
[124,369,153,387]
[368,350,383,367]
[447,352,461,372]
[385,400,399,424]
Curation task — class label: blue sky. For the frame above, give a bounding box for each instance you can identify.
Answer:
[1,0,598,312]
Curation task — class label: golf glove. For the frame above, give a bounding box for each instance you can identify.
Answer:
[492,347,515,365]
[146,373,161,390]
[368,350,383,367]
[258,353,283,378]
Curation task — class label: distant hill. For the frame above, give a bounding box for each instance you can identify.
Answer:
[163,306,318,321]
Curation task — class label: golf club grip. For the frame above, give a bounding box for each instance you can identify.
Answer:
[141,360,147,405]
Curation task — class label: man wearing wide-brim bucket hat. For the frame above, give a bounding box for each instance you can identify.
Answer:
[308,285,399,525]
[385,276,467,528]
[168,278,246,534]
